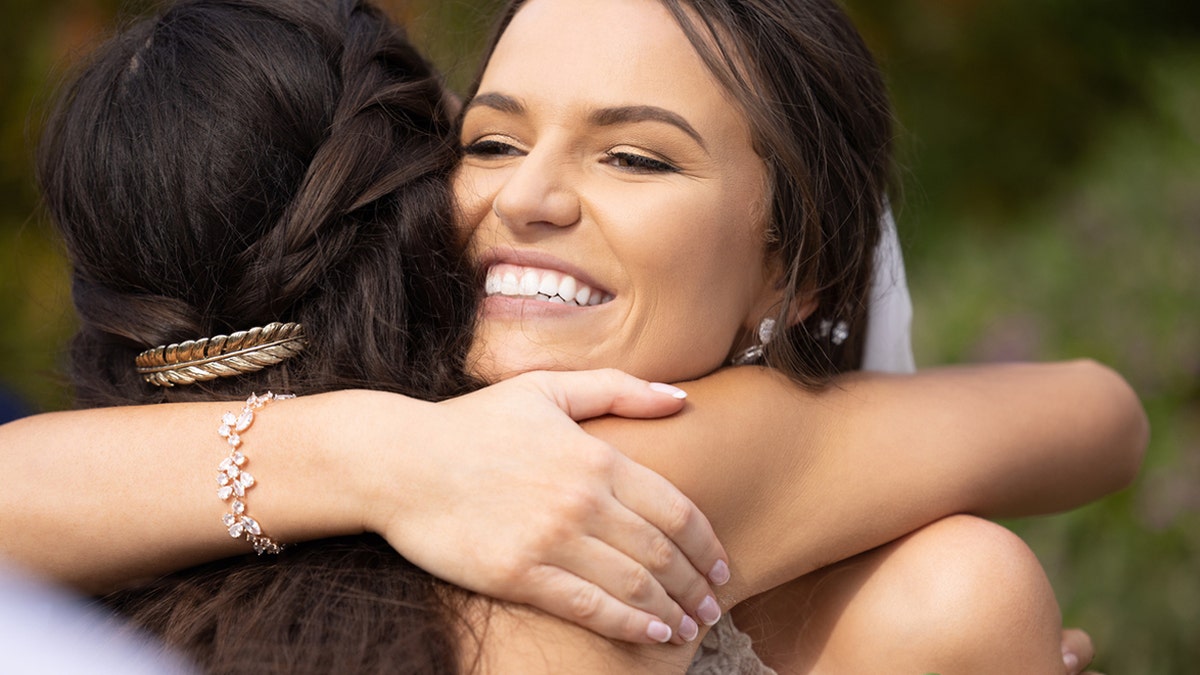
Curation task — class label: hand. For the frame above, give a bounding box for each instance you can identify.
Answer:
[1061,627,1097,675]
[362,369,729,645]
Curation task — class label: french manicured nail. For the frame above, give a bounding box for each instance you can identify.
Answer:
[1062,651,1079,672]
[697,595,721,626]
[647,620,672,643]
[708,559,730,585]
[649,382,688,399]
[678,615,699,642]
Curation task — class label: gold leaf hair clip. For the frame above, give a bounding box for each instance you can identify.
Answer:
[135,322,307,387]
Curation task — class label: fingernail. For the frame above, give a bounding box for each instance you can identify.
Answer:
[647,620,672,643]
[1062,652,1079,672]
[708,559,730,585]
[649,382,688,399]
[678,615,699,642]
[697,595,721,626]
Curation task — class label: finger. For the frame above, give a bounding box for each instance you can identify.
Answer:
[613,458,730,591]
[1061,627,1095,674]
[588,497,723,631]
[522,369,688,421]
[548,536,703,645]
[520,563,693,645]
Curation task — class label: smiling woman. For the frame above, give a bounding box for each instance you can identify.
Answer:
[459,0,889,387]
[451,0,1111,671]
[0,0,1144,673]
[457,18,776,383]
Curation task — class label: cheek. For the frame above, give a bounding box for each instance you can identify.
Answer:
[612,196,767,378]
[451,167,496,240]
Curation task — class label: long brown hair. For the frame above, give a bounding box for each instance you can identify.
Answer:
[475,0,894,386]
[38,0,479,671]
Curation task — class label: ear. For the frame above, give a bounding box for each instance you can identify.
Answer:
[744,255,818,333]
[788,292,819,326]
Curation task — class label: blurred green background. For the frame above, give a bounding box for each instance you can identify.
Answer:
[2,0,1197,671]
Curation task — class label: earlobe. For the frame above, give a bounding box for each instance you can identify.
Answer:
[790,294,818,325]
[747,272,818,334]
[745,250,818,344]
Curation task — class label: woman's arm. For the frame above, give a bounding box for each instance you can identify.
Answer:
[462,359,1145,673]
[586,358,1147,605]
[1,371,727,645]
[2,360,1145,645]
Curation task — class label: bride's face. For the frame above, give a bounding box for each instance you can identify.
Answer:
[455,0,777,382]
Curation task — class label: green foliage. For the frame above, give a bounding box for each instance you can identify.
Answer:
[909,53,1200,674]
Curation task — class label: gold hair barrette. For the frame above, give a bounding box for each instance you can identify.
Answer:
[135,322,307,387]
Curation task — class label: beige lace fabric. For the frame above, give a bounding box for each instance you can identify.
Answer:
[687,615,777,675]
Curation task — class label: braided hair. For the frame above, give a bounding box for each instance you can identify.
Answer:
[38,0,481,671]
[41,0,477,407]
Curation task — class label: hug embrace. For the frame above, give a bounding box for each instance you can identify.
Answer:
[2,0,1146,673]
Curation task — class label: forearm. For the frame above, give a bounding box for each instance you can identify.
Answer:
[852,359,1147,519]
[584,359,1148,603]
[0,391,393,592]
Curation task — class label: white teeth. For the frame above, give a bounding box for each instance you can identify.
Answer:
[500,271,520,295]
[484,263,613,308]
[575,286,592,306]
[559,275,577,302]
[520,269,540,295]
[538,272,560,297]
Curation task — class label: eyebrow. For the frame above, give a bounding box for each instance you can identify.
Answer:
[590,106,707,149]
[464,92,525,116]
[465,93,707,150]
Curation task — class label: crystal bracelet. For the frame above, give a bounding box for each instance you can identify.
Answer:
[216,391,293,554]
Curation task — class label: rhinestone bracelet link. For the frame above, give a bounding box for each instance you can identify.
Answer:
[216,391,293,554]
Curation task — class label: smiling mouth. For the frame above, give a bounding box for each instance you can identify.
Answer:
[485,263,614,307]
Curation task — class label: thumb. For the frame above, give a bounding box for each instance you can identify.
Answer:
[522,369,689,421]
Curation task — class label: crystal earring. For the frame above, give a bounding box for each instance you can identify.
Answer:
[730,317,776,366]
[819,319,850,346]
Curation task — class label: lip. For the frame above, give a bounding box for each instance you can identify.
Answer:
[476,247,614,297]
[476,247,615,320]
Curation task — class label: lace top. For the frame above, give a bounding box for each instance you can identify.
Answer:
[687,614,777,675]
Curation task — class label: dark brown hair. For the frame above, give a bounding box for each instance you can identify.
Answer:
[476,0,894,386]
[38,0,479,671]
[41,0,476,407]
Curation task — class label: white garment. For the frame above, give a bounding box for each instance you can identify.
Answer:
[0,562,194,675]
[862,204,916,373]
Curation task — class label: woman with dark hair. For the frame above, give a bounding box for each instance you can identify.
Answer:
[455,1,1123,671]
[28,4,730,655]
[3,0,1141,672]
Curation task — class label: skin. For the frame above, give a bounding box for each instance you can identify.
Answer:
[0,0,1142,671]
[453,0,1124,671]
[458,0,778,383]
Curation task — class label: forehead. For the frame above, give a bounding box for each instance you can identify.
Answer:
[483,0,740,126]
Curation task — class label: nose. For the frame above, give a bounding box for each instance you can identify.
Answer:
[491,147,581,233]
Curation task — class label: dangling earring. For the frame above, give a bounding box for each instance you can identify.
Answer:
[819,319,850,346]
[730,317,776,366]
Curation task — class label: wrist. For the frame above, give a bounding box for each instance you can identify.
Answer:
[331,389,438,541]
[248,390,377,544]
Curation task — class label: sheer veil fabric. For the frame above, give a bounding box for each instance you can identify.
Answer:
[862,203,916,374]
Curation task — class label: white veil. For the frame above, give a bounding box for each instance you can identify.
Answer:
[862,203,916,373]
